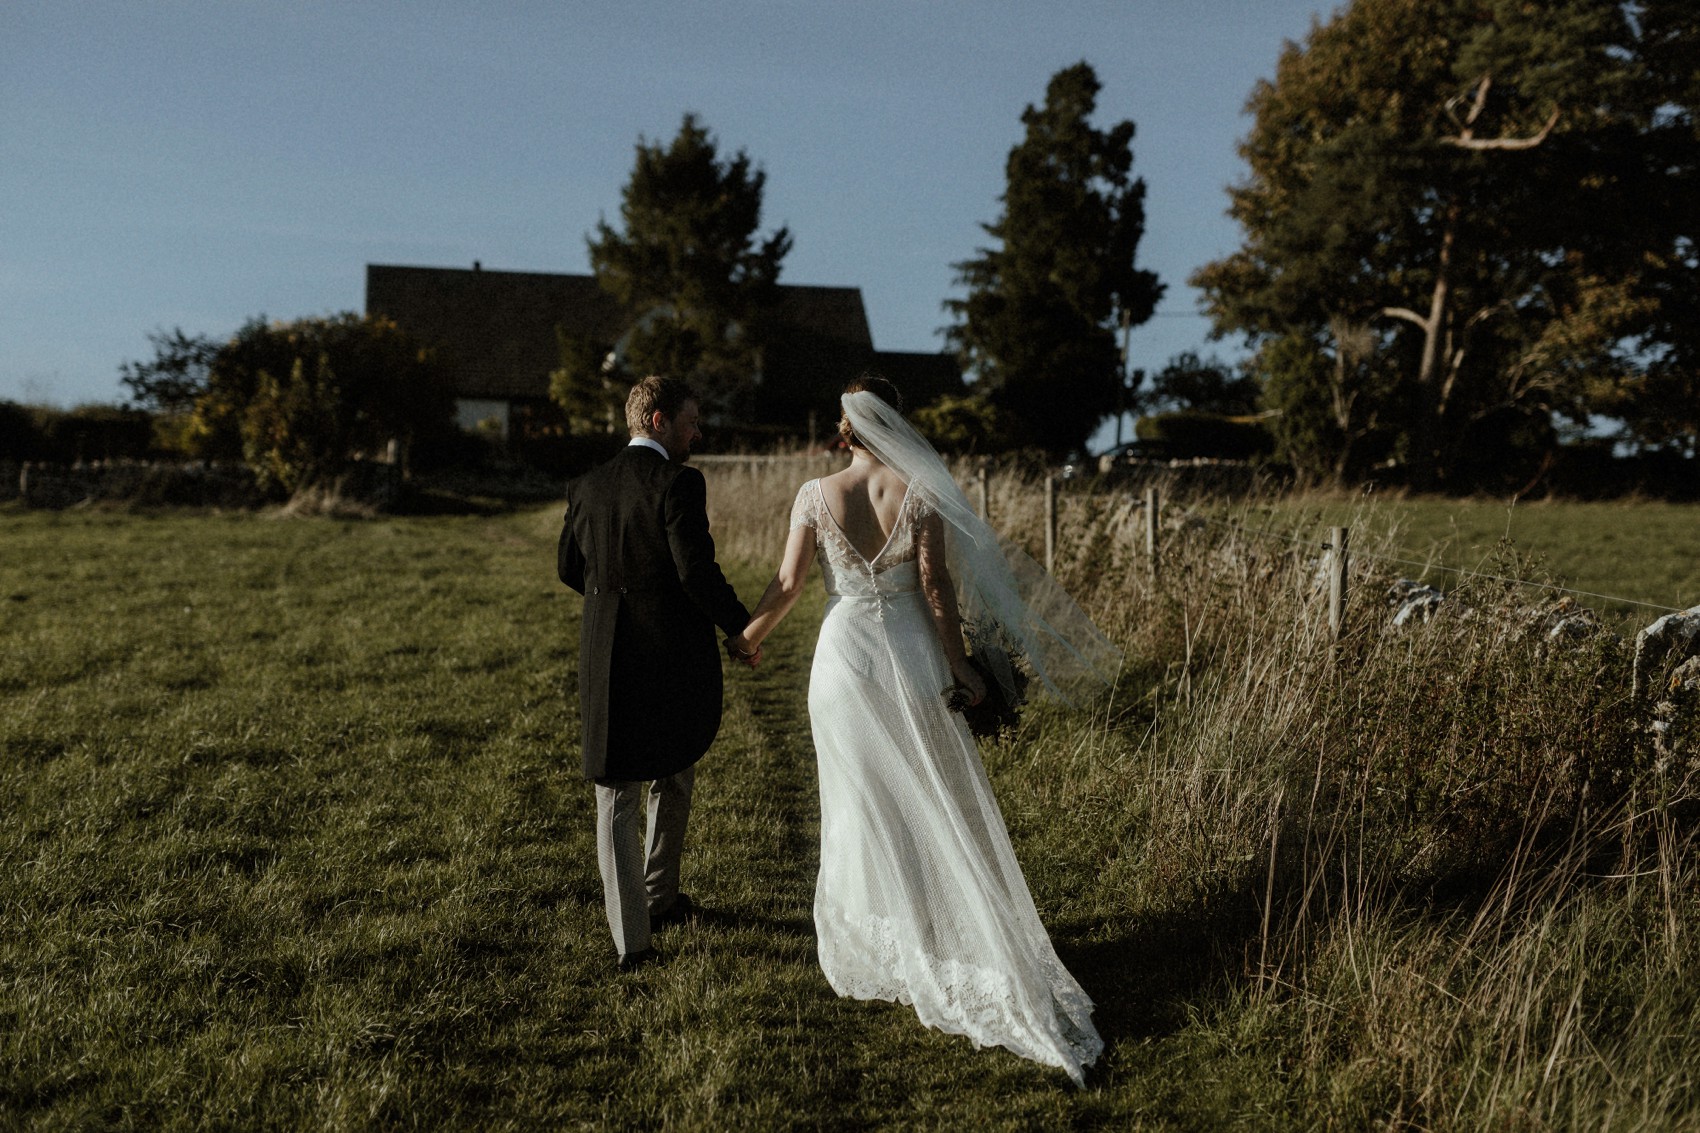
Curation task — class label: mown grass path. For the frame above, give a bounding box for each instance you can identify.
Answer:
[3,506,1198,1130]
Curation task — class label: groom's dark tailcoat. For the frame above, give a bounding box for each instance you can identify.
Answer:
[558,445,750,781]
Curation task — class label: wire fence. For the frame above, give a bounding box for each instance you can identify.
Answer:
[697,453,1691,619]
[1177,507,1686,615]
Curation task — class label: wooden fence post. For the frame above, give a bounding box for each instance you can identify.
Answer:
[1044,475,1057,573]
[1144,486,1160,579]
[977,463,990,524]
[1328,525,1349,638]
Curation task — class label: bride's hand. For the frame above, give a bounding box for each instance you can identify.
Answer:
[726,633,762,669]
[950,657,986,706]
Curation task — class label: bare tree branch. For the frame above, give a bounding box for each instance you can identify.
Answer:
[1445,73,1492,131]
[1444,107,1560,151]
[1464,302,1507,330]
[1380,306,1430,329]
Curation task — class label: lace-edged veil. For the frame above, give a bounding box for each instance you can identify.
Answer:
[840,390,1122,707]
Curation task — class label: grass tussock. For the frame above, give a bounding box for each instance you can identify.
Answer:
[3,468,1697,1129]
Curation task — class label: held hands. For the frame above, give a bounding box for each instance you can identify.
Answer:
[725,633,762,669]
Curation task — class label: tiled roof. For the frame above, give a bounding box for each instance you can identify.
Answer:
[366,264,877,401]
[770,285,874,352]
[870,350,967,406]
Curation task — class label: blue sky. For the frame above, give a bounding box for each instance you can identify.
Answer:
[2,1,1329,447]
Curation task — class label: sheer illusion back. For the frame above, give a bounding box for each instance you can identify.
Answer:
[792,478,927,598]
[790,477,1102,1086]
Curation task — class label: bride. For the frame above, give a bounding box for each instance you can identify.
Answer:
[735,375,1121,1086]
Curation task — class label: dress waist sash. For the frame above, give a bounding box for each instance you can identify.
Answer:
[825,588,924,600]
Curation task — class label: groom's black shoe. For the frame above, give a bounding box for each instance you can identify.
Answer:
[650,893,696,932]
[617,947,660,972]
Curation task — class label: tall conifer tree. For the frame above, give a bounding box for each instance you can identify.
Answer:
[552,115,791,427]
[947,63,1163,456]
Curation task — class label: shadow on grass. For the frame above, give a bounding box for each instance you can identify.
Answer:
[391,469,566,516]
[1056,898,1263,1049]
[685,903,816,942]
[1058,792,1680,1067]
[391,487,513,517]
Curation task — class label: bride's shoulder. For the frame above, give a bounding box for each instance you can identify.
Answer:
[789,478,821,528]
[907,480,939,518]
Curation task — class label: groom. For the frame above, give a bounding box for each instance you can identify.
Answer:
[558,375,759,970]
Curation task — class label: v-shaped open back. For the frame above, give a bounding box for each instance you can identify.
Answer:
[791,479,935,598]
[818,479,913,566]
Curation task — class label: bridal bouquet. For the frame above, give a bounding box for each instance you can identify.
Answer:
[945,621,1030,737]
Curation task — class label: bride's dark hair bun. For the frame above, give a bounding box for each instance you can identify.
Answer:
[839,373,903,448]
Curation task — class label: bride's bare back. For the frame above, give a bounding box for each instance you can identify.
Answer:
[819,461,909,563]
[738,429,986,710]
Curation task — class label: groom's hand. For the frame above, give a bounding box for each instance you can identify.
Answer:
[725,635,762,669]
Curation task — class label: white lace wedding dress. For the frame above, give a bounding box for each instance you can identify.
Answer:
[790,478,1102,1086]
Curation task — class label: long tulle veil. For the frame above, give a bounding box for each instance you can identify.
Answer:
[840,391,1122,707]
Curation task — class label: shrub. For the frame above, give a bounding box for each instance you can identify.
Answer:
[0,402,155,463]
[0,400,47,461]
[911,394,1011,455]
[1136,409,1275,460]
[184,313,453,493]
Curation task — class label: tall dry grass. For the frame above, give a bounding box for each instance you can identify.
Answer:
[702,456,1700,1128]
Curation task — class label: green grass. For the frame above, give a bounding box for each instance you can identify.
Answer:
[1246,495,1700,627]
[0,507,1139,1129]
[3,491,1698,1130]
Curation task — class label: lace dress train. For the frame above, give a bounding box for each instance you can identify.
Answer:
[792,479,1102,1085]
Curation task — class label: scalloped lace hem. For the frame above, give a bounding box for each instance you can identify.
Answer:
[817,903,1102,1086]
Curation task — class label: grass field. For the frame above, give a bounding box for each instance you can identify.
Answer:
[1250,494,1700,627]
[3,483,1698,1130]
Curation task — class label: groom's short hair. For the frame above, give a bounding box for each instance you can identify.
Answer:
[626,375,698,437]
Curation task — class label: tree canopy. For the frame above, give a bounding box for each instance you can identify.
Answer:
[552,114,792,429]
[946,63,1163,457]
[119,328,222,417]
[1150,352,1261,416]
[1193,0,1699,487]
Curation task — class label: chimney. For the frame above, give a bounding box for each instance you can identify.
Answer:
[473,260,482,272]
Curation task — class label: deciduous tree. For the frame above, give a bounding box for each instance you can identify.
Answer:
[119,328,220,416]
[1193,0,1690,487]
[1149,351,1261,416]
[1611,0,1700,457]
[142,313,451,492]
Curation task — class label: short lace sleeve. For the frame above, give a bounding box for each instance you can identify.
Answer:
[790,479,819,530]
[909,483,939,523]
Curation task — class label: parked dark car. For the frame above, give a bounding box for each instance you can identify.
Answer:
[1095,439,1174,473]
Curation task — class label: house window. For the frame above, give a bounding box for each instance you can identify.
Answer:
[455,398,510,441]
